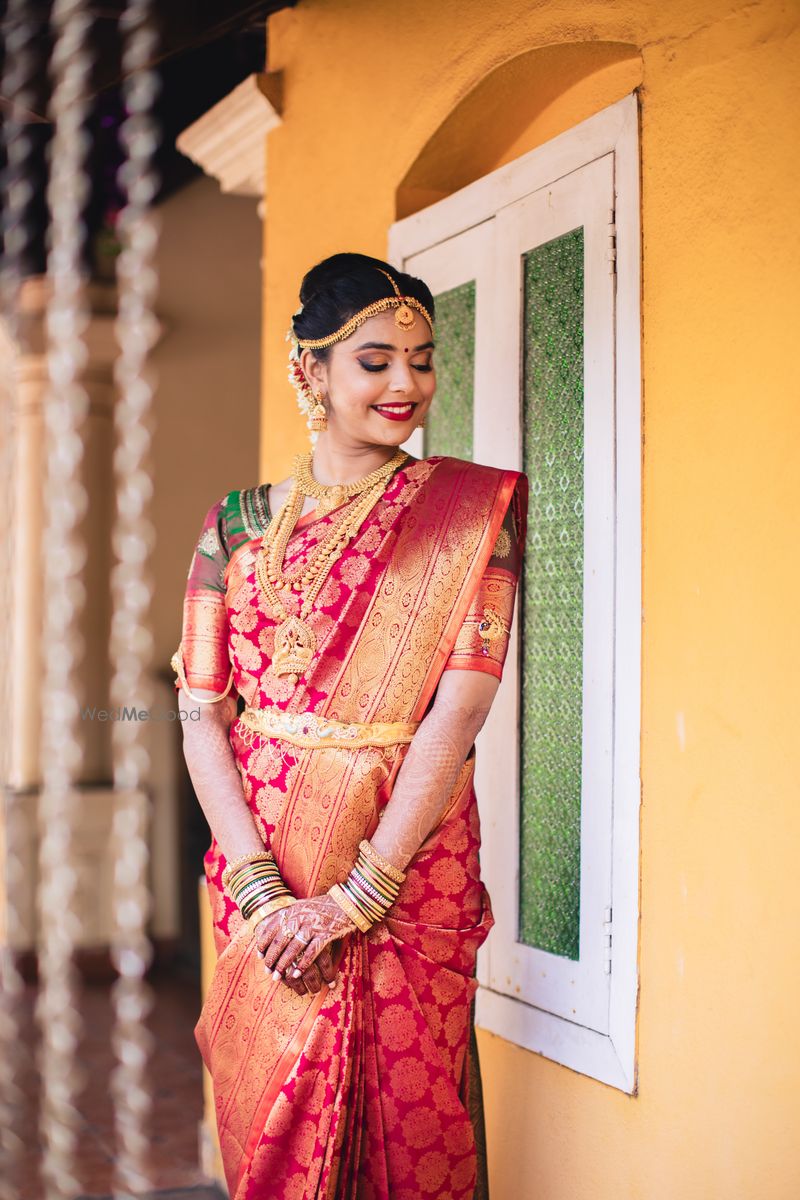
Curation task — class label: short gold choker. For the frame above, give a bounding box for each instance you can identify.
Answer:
[293,449,407,518]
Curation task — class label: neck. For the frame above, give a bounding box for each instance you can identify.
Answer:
[310,435,399,485]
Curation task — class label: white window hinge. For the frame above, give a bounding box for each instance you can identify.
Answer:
[603,905,613,974]
[607,208,617,275]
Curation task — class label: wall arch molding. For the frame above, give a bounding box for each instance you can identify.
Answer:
[397,40,642,219]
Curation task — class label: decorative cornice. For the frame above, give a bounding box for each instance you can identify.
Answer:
[176,72,282,201]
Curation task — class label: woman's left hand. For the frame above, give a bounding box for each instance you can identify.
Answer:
[256,895,356,983]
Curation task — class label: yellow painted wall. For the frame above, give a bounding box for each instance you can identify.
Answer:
[258,2,800,1196]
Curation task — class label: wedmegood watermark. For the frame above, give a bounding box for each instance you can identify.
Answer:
[80,706,200,722]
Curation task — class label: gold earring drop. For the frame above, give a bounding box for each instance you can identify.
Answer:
[310,390,328,433]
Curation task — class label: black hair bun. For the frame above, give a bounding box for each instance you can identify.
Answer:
[298,252,394,306]
[293,251,435,360]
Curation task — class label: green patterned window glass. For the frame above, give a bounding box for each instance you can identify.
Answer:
[424,280,475,461]
[519,228,584,961]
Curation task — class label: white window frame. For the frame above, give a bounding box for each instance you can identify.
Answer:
[390,94,641,1094]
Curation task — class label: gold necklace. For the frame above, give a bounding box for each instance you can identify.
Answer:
[269,449,406,593]
[256,452,407,686]
[293,448,407,518]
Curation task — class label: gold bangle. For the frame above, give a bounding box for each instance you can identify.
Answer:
[247,895,295,932]
[329,883,372,934]
[234,873,289,911]
[171,643,235,705]
[353,856,401,900]
[342,875,388,921]
[240,886,291,917]
[358,840,406,885]
[231,867,279,894]
[221,850,274,890]
[350,867,397,910]
[234,872,282,900]
[229,862,283,894]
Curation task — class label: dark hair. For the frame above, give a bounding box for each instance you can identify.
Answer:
[292,252,435,360]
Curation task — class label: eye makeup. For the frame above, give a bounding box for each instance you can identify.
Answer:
[357,356,433,374]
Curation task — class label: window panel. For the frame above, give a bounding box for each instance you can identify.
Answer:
[390,95,641,1092]
[424,280,475,461]
[519,228,584,960]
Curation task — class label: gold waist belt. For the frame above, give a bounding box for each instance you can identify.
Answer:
[238,706,419,750]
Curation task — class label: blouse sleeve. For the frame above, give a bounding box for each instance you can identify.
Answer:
[443,481,525,681]
[171,496,234,697]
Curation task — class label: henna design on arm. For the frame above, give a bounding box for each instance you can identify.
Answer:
[178,687,266,861]
[369,670,500,871]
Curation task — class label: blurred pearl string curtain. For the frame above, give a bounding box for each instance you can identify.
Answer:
[0,2,161,1196]
[0,1,38,1194]
[108,1,160,1194]
[37,2,96,1194]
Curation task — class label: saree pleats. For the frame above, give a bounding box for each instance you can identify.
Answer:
[191,458,527,1199]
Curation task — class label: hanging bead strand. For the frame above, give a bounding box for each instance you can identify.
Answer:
[109,1,161,1195]
[37,2,94,1196]
[0,4,44,1197]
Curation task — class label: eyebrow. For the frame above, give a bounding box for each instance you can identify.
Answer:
[353,340,435,352]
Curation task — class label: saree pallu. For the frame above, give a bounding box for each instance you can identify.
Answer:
[183,457,527,1200]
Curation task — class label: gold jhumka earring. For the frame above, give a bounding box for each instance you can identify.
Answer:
[310,391,328,433]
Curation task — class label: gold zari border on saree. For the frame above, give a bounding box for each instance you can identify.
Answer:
[237,706,419,750]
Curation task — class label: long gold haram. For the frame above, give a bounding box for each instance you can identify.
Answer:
[255,451,408,686]
[269,449,407,593]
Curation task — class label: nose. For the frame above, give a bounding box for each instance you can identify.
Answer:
[387,362,415,394]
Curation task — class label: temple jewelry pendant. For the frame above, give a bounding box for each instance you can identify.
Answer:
[316,484,348,518]
[394,304,416,330]
[272,615,317,686]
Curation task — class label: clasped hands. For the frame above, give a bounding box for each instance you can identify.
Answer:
[253,894,357,997]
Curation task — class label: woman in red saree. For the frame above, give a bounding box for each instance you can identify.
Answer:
[173,253,526,1200]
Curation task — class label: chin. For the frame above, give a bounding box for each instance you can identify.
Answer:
[378,427,413,445]
[377,430,416,451]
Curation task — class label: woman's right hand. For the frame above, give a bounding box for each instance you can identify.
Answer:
[285,945,338,996]
[251,908,341,996]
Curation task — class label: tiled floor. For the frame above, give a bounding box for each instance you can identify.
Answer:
[9,966,225,1200]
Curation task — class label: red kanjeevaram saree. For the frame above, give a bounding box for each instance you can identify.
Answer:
[174,456,527,1200]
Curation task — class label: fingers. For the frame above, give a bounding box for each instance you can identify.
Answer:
[255,926,280,960]
[259,922,316,979]
[314,946,336,984]
[299,962,323,995]
[283,972,308,997]
[262,946,341,995]
[253,903,344,990]
[260,926,296,973]
[274,933,316,979]
[254,911,293,961]
[281,958,340,996]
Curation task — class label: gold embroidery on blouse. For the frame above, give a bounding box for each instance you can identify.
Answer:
[492,526,512,559]
[477,606,509,643]
[197,527,221,559]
